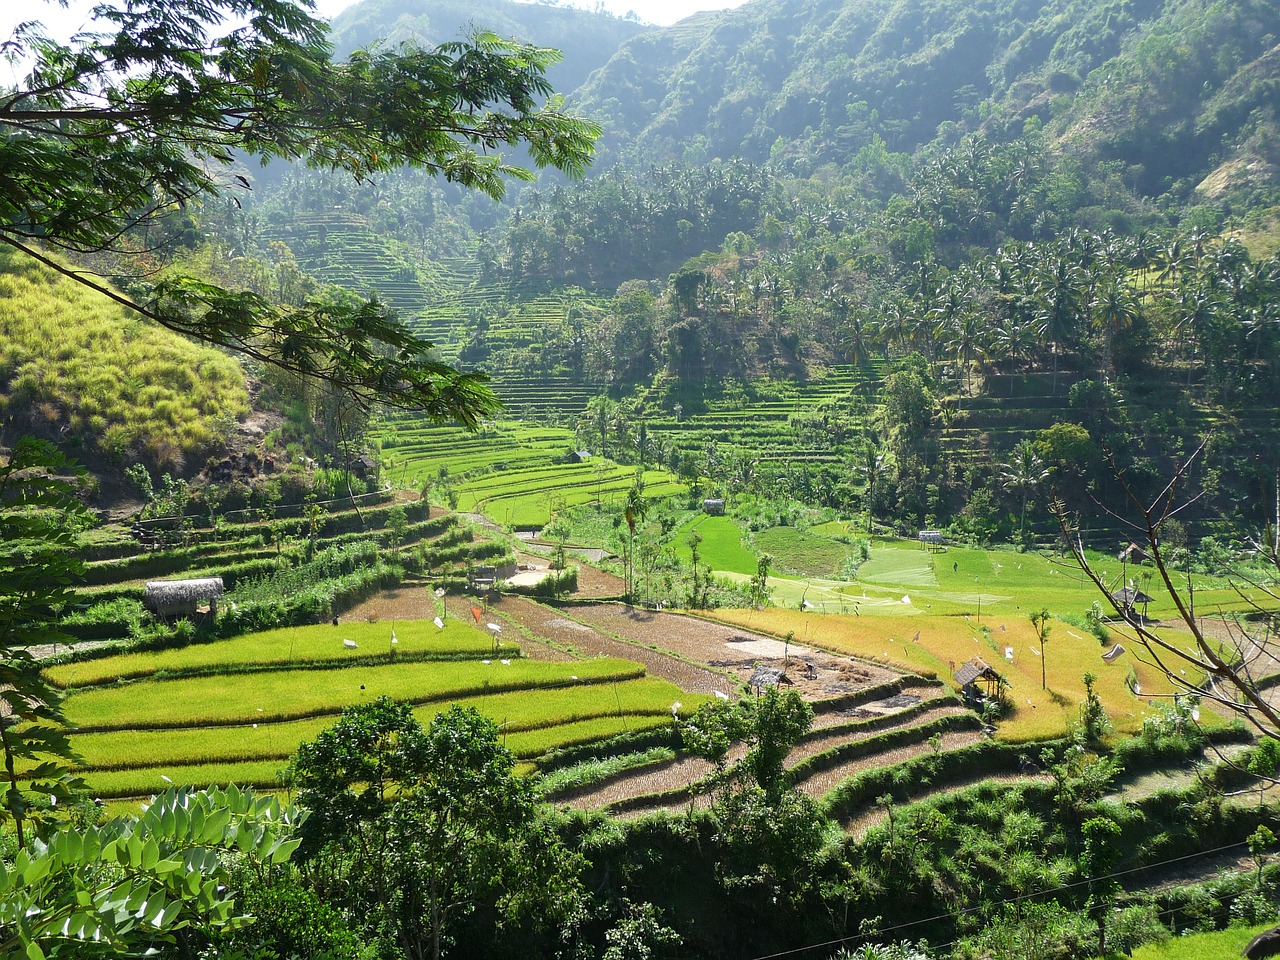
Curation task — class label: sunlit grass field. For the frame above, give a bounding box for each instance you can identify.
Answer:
[63,656,649,731]
[1128,923,1276,960]
[709,604,1187,742]
[71,677,690,768]
[673,515,758,575]
[0,245,249,465]
[461,466,685,528]
[717,537,1258,620]
[45,620,494,688]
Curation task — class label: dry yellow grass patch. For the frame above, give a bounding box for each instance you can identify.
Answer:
[711,608,1178,741]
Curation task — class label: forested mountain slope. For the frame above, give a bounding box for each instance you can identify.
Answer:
[576,0,1280,205]
[328,0,648,96]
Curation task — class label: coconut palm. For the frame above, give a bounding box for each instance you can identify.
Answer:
[1090,277,1140,371]
[1001,439,1051,538]
[1033,253,1086,393]
[854,437,887,534]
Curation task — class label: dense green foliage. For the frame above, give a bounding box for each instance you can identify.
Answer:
[1,0,598,422]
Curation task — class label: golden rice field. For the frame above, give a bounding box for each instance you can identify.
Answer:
[709,607,1187,742]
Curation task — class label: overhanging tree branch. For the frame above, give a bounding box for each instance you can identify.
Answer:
[1,1,600,422]
[1053,442,1280,739]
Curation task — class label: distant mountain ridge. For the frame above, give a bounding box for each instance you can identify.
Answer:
[328,0,649,99]
[568,0,1280,200]
[326,0,1280,203]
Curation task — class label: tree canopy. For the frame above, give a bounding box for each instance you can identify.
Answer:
[0,0,599,420]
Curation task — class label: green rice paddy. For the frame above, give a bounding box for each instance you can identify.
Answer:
[45,619,489,688]
[59,621,703,800]
[673,515,757,575]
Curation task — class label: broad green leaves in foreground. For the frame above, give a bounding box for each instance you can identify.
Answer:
[0,785,301,958]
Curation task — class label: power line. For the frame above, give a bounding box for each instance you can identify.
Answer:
[745,840,1251,960]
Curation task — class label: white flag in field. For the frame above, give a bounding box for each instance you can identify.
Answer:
[433,617,444,629]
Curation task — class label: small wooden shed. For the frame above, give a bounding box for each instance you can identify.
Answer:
[954,657,1003,698]
[703,498,726,515]
[144,577,224,620]
[918,530,946,551]
[1118,543,1149,564]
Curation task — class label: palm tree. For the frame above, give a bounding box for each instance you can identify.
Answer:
[585,396,615,458]
[1090,277,1140,371]
[990,308,1043,377]
[633,420,650,467]
[624,485,647,602]
[1034,253,1086,393]
[1001,439,1050,538]
[855,437,886,534]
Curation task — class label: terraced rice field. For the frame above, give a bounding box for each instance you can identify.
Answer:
[54,619,707,801]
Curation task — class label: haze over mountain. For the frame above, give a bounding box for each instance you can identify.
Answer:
[327,0,649,96]
[571,0,1280,200]
[320,0,1280,208]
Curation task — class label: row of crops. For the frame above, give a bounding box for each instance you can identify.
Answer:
[48,618,705,802]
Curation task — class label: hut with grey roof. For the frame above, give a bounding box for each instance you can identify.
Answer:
[1110,585,1154,620]
[954,657,1003,699]
[918,530,946,551]
[144,577,223,621]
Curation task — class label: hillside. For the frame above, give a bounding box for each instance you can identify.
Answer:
[327,0,648,102]
[575,0,1280,203]
[0,246,249,476]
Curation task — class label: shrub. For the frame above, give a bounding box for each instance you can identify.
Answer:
[510,566,578,598]
[60,597,148,640]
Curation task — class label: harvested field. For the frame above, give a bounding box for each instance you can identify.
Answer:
[794,729,986,798]
[567,560,625,597]
[786,704,975,767]
[565,603,903,704]
[554,755,715,812]
[342,579,440,622]
[559,687,970,815]
[487,596,734,693]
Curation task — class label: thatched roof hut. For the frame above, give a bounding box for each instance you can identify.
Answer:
[1110,585,1154,618]
[144,578,223,619]
[918,530,945,551]
[954,657,1002,697]
[748,665,793,694]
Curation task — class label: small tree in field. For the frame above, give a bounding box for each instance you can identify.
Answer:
[1030,608,1051,689]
